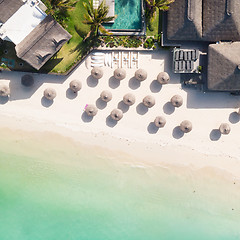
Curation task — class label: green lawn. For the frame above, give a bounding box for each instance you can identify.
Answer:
[146,9,160,37]
[41,0,91,73]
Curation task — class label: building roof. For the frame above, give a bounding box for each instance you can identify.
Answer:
[203,0,240,41]
[15,15,72,70]
[167,0,240,42]
[167,0,202,41]
[0,0,24,23]
[207,42,240,91]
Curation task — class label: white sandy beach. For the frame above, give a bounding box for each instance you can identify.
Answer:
[1,49,240,177]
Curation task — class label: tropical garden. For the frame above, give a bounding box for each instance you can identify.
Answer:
[0,0,174,74]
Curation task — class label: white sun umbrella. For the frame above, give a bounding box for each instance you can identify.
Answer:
[44,88,57,100]
[0,84,10,97]
[219,123,231,135]
[180,120,192,133]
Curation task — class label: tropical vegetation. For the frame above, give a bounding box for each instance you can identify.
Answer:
[82,0,115,39]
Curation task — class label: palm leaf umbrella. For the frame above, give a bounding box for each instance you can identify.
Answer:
[171,95,183,108]
[69,80,82,93]
[135,69,147,81]
[219,123,231,135]
[142,95,155,108]
[157,72,170,84]
[100,90,112,102]
[0,84,10,97]
[154,116,166,128]
[180,120,192,133]
[91,67,103,79]
[44,88,57,100]
[85,104,98,117]
[114,68,126,80]
[123,93,135,106]
[110,109,123,121]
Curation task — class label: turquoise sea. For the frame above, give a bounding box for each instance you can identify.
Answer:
[0,130,240,240]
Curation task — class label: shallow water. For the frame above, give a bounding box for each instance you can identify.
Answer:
[0,131,239,240]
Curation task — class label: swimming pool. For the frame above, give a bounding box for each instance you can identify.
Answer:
[104,0,142,31]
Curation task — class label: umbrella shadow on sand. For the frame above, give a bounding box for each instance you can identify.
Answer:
[66,88,78,100]
[209,129,221,141]
[172,126,184,139]
[163,102,175,115]
[150,80,162,93]
[147,122,159,134]
[106,115,117,128]
[96,98,107,109]
[109,76,120,89]
[118,101,129,113]
[229,111,240,124]
[87,76,98,88]
[128,77,140,90]
[81,111,93,122]
[136,103,148,115]
[41,96,53,108]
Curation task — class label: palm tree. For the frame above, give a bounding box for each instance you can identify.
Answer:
[145,0,175,22]
[83,0,115,40]
[44,0,77,16]
[145,0,175,11]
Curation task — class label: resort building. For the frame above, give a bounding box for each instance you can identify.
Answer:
[163,0,240,93]
[0,0,71,70]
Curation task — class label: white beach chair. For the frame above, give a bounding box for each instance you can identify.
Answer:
[121,51,130,68]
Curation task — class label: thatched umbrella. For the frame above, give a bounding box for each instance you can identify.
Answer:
[114,68,126,80]
[171,95,183,108]
[100,90,112,102]
[69,80,82,93]
[85,104,98,117]
[219,123,231,135]
[135,69,147,81]
[142,95,155,108]
[157,72,170,84]
[21,74,34,87]
[123,93,135,106]
[154,116,166,128]
[180,120,192,133]
[110,109,123,121]
[44,88,57,100]
[0,84,10,97]
[91,67,103,79]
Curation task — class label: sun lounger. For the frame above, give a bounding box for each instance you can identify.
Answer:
[179,50,183,60]
[174,50,179,61]
[184,51,188,60]
[121,51,130,68]
[112,51,120,68]
[130,51,138,69]
[174,61,179,71]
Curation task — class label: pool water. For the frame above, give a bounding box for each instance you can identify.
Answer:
[104,0,142,30]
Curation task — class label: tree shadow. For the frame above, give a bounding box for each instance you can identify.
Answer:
[209,129,221,141]
[66,88,78,99]
[96,98,107,109]
[147,122,159,134]
[41,96,53,108]
[163,102,175,115]
[136,103,148,115]
[172,126,184,139]
[87,75,98,87]
[0,96,9,104]
[106,115,117,128]
[109,76,120,89]
[118,100,129,113]
[128,77,140,90]
[81,111,93,122]
[229,111,240,124]
[150,80,162,93]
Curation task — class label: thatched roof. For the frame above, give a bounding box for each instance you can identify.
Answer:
[167,0,202,40]
[15,15,71,70]
[0,0,24,23]
[203,0,240,41]
[207,42,240,91]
